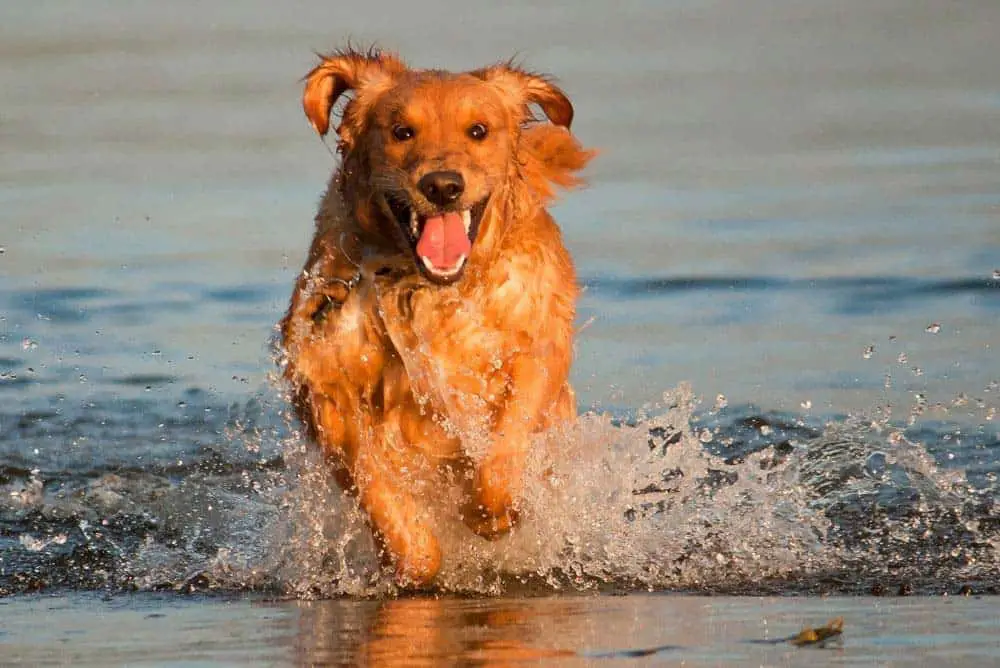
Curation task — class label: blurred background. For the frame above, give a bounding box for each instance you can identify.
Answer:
[2,0,998,418]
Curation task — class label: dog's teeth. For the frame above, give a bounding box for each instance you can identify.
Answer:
[420,254,467,277]
[461,210,471,233]
[410,210,419,237]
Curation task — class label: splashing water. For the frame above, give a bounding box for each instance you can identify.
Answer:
[1,378,997,598]
[263,383,999,597]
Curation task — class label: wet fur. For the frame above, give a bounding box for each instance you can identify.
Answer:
[280,47,594,586]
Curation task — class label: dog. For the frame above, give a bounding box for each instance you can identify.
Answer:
[279,47,594,587]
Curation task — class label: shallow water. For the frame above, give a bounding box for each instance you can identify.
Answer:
[3,593,999,666]
[2,0,999,663]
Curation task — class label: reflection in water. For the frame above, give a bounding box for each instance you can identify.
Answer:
[292,596,685,665]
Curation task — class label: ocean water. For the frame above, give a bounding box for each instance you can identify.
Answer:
[1,0,999,663]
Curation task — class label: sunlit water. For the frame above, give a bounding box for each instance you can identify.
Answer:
[2,0,999,662]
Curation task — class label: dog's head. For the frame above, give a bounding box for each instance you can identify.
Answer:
[302,47,593,284]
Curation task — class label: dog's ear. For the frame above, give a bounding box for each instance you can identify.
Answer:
[520,124,596,202]
[473,64,574,128]
[302,47,405,138]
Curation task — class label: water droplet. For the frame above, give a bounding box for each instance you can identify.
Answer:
[800,399,812,410]
[713,394,728,410]
[21,338,38,351]
[897,352,908,364]
[864,451,887,478]
[925,323,941,334]
[177,401,187,408]
[992,269,1000,280]
[911,367,923,376]
[151,350,162,356]
[863,344,875,359]
[0,246,5,255]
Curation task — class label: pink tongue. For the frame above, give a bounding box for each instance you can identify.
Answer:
[415,212,471,269]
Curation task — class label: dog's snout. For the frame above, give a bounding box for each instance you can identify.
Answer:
[418,171,465,207]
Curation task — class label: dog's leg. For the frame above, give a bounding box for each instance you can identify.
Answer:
[355,423,442,586]
[466,355,570,539]
[309,389,441,586]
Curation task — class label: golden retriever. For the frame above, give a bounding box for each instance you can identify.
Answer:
[279,47,594,587]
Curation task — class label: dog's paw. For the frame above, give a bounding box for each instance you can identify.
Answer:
[392,532,442,588]
[463,504,519,540]
[463,452,524,539]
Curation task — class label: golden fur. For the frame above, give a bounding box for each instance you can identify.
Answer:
[279,47,594,586]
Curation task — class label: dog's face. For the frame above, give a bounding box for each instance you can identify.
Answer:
[366,74,512,283]
[302,49,587,284]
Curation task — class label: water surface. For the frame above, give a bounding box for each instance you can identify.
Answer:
[1,0,999,663]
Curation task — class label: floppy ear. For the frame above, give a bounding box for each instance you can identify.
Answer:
[520,124,596,202]
[473,63,575,128]
[302,47,405,138]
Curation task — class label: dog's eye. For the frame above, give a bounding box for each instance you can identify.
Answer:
[467,123,488,141]
[391,124,415,141]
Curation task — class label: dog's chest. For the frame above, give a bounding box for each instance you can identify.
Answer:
[374,280,531,438]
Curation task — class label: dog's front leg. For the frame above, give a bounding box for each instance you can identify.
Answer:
[355,425,442,587]
[465,354,567,539]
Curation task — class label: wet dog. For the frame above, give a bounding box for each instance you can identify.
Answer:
[279,47,593,586]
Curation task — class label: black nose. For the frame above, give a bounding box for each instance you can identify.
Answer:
[417,171,464,207]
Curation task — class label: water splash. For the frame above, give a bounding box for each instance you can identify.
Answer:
[267,382,998,597]
[1,381,997,598]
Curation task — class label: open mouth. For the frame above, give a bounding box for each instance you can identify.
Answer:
[384,197,487,284]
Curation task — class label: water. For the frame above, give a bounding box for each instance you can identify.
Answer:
[3,594,998,665]
[2,0,999,662]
